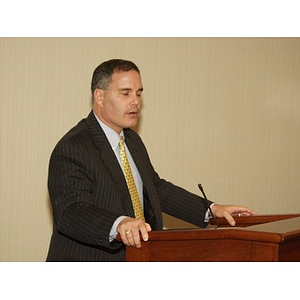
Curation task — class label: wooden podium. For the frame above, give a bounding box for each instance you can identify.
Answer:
[125,214,300,261]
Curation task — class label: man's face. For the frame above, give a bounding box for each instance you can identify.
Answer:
[94,70,143,134]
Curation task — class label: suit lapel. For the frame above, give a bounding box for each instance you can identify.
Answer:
[86,111,135,217]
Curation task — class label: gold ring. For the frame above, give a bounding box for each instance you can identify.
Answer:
[125,229,131,235]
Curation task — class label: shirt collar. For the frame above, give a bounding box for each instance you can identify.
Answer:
[93,111,124,151]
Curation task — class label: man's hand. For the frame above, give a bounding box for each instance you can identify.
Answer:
[117,217,152,248]
[211,204,257,226]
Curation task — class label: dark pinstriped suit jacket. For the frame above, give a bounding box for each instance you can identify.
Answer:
[46,111,211,261]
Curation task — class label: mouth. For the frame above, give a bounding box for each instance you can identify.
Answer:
[127,111,139,118]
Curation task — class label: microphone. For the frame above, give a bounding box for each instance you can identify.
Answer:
[198,183,219,228]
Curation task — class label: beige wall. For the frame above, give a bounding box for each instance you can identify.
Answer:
[1,37,300,261]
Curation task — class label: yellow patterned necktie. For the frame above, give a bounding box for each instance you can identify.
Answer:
[119,136,145,221]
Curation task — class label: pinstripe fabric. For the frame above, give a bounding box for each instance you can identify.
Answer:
[47,111,210,261]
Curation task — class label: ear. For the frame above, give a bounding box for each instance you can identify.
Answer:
[93,89,104,107]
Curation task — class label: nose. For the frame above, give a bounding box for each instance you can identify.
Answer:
[131,94,141,106]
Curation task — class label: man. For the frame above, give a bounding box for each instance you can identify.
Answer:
[47,59,256,261]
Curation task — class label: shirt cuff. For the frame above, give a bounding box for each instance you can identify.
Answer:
[109,215,128,242]
[204,203,215,222]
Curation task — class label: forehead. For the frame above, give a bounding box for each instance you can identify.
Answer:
[109,70,142,88]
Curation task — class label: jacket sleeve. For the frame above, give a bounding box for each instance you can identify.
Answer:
[155,177,212,228]
[48,140,122,250]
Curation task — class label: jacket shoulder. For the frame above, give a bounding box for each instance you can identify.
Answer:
[54,118,91,150]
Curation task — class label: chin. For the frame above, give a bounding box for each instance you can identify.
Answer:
[126,119,139,128]
[128,122,138,129]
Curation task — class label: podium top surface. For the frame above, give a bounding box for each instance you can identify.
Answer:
[149,215,300,244]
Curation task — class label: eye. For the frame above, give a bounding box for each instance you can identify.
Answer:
[120,89,130,96]
[137,89,143,97]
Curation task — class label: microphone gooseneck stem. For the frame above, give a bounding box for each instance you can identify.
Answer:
[198,183,219,228]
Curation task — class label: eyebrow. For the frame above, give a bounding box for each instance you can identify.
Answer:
[119,87,144,93]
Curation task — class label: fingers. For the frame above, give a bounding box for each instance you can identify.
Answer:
[139,222,152,243]
[119,228,132,247]
[212,204,257,227]
[223,210,236,226]
[232,211,255,217]
[231,207,257,217]
[117,217,152,248]
[227,207,257,226]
